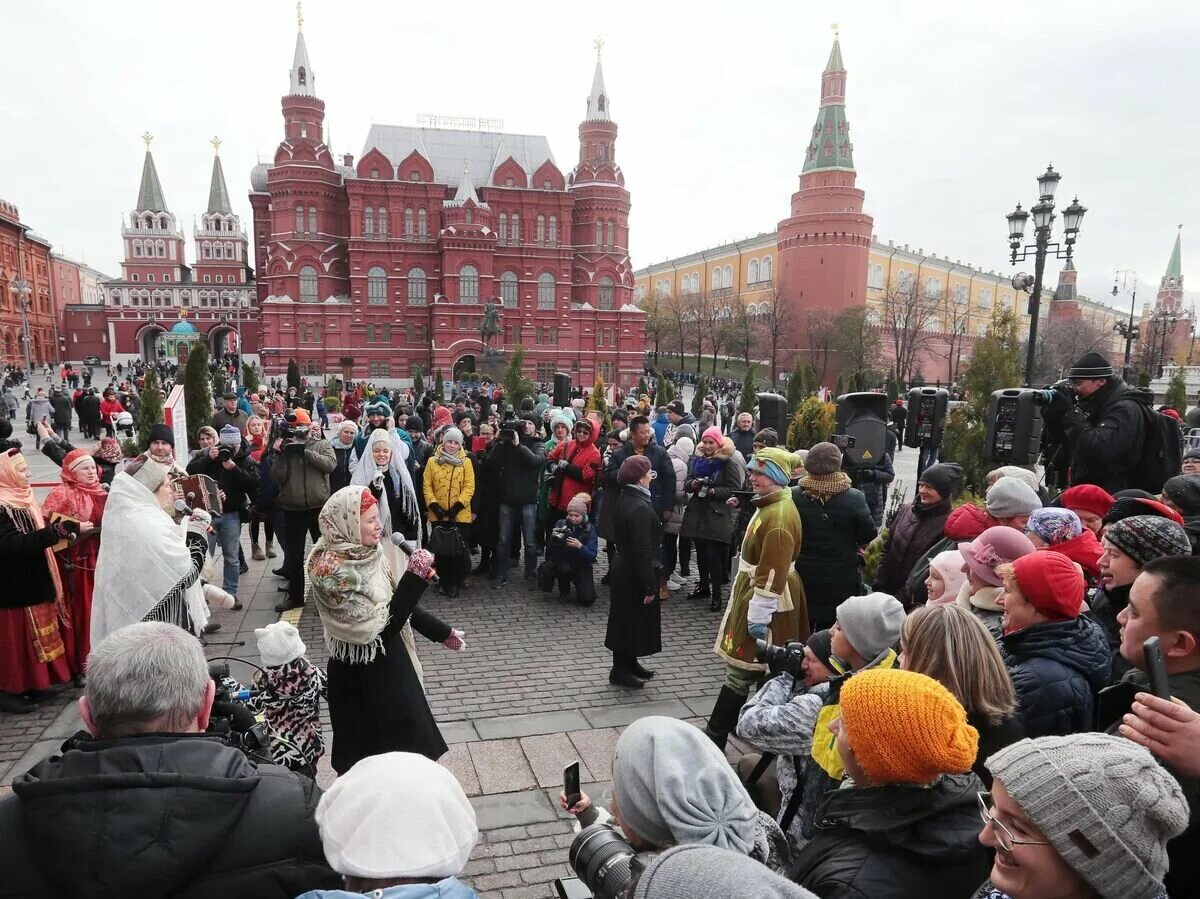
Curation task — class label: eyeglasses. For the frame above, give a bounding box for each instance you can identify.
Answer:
[977,792,1052,852]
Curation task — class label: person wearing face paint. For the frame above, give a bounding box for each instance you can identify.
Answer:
[976,733,1188,899]
[41,449,109,680]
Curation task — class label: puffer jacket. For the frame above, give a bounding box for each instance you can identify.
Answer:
[0,733,338,899]
[903,502,995,605]
[663,439,691,535]
[680,437,747,545]
[790,773,991,899]
[271,437,336,512]
[423,447,475,523]
[485,434,546,506]
[1002,615,1112,738]
[873,498,950,602]
[547,431,601,513]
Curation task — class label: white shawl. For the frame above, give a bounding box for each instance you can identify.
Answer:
[350,428,419,541]
[92,472,209,644]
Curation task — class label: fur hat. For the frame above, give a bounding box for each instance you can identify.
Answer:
[803,442,843,476]
[255,620,307,668]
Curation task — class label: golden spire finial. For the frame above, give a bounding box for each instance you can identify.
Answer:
[297,0,303,31]
[210,135,222,154]
[594,37,604,60]
[142,131,154,149]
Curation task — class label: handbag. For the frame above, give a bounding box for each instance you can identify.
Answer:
[429,524,465,560]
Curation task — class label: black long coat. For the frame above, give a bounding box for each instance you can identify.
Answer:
[326,571,451,774]
[471,446,500,549]
[0,507,60,609]
[791,483,877,628]
[605,485,662,658]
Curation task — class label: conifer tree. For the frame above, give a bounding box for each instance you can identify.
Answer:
[183,344,213,452]
[131,368,165,454]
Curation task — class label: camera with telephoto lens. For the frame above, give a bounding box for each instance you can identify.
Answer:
[554,823,658,899]
[756,638,806,680]
[277,412,309,441]
[1031,380,1075,413]
[206,661,272,763]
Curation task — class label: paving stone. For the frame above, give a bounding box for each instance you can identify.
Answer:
[494,851,544,873]
[482,825,530,842]
[439,741,481,796]
[501,886,556,899]
[1,739,62,787]
[581,698,694,728]
[471,870,523,891]
[519,732,595,789]
[468,738,537,794]
[565,727,622,781]
[441,720,479,744]
[682,694,717,718]
[475,709,590,741]
[471,789,558,831]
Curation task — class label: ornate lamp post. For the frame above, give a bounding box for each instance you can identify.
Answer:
[1111,270,1139,381]
[10,278,33,377]
[1149,309,1183,378]
[1006,165,1088,384]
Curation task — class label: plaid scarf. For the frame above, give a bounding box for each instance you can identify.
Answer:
[799,471,852,503]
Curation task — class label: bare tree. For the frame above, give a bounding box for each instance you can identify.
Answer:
[879,274,942,383]
[660,290,690,364]
[755,288,795,386]
[638,290,666,364]
[1036,315,1111,383]
[806,309,837,383]
[699,292,733,375]
[831,308,883,389]
[727,294,758,369]
[939,294,972,384]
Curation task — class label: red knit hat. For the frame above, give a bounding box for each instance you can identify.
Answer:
[1059,484,1115,521]
[1012,552,1085,621]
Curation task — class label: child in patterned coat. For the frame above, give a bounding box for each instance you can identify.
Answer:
[248,620,327,775]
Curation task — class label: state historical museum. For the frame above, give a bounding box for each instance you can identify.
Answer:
[250,22,645,388]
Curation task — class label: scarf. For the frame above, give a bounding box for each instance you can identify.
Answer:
[95,438,123,464]
[0,449,66,612]
[437,446,465,467]
[43,454,108,524]
[306,486,396,663]
[691,453,726,481]
[351,428,419,538]
[799,471,852,503]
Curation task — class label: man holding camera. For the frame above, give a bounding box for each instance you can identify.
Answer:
[1041,351,1151,493]
[212,390,249,434]
[0,622,338,897]
[271,409,335,612]
[187,425,258,608]
[484,415,547,587]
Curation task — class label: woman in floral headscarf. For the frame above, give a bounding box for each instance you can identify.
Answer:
[309,485,465,773]
[42,449,108,677]
[0,448,81,713]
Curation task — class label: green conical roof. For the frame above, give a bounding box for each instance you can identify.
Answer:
[136,150,168,212]
[826,37,844,71]
[1165,229,1183,282]
[207,153,232,214]
[803,37,855,174]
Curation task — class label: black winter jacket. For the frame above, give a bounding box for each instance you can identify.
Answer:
[0,733,338,899]
[484,435,547,505]
[791,483,877,626]
[790,772,991,899]
[186,439,259,514]
[1061,377,1150,493]
[1002,615,1112,739]
[873,499,951,603]
[1086,582,1131,682]
[0,507,61,609]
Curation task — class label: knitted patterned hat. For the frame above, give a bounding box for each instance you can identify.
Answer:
[987,734,1189,899]
[1059,484,1115,521]
[1067,351,1115,379]
[1103,515,1191,568]
[1026,507,1083,546]
[839,668,978,785]
[566,492,591,517]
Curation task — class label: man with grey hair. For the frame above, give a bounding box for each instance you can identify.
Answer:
[0,622,337,898]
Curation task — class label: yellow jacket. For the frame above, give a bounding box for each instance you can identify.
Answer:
[423,449,475,523]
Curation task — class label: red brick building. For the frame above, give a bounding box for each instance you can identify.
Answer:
[250,23,644,387]
[0,200,57,369]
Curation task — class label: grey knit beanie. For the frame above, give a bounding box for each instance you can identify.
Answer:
[835,592,905,660]
[1104,515,1192,568]
[986,734,1189,899]
[611,717,757,854]
[803,441,843,475]
[985,476,1043,518]
[632,844,816,899]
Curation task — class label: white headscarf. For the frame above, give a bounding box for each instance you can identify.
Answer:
[351,428,419,538]
[92,471,209,644]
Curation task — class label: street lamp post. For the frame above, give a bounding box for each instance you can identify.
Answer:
[1150,309,1182,379]
[1006,165,1087,385]
[10,279,33,379]
[1111,270,1139,381]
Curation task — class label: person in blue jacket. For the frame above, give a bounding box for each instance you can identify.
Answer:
[652,406,670,446]
[539,492,599,605]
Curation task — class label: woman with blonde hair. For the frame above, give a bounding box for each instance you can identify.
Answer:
[900,602,1023,785]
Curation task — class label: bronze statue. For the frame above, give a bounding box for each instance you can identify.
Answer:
[478,299,502,350]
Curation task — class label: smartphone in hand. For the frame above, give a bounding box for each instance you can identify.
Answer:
[1144,636,1171,700]
[563,760,581,809]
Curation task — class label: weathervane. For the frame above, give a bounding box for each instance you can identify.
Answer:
[594,37,604,60]
[142,131,154,148]
[297,1,303,30]
[210,135,222,154]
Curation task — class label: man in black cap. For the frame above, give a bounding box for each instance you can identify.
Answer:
[663,399,696,447]
[1042,351,1150,494]
[212,390,249,433]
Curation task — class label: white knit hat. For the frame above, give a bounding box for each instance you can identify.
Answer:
[315,751,478,879]
[254,620,307,668]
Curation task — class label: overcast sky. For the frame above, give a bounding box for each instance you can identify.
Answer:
[2,0,1195,313]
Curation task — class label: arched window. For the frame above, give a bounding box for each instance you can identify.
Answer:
[598,276,614,311]
[607,222,616,249]
[762,256,773,281]
[133,239,143,257]
[537,273,555,309]
[299,266,318,303]
[537,215,545,245]
[156,240,166,257]
[499,213,507,244]
[548,215,558,247]
[308,206,317,234]
[711,269,721,291]
[405,208,414,239]
[225,242,234,258]
[378,207,388,238]
[298,66,306,86]
[367,266,387,305]
[418,208,427,240]
[511,214,520,243]
[363,207,374,238]
[748,259,760,283]
[459,265,479,304]
[595,222,603,248]
[464,208,473,225]
[295,206,304,234]
[406,268,427,305]
[500,271,518,307]
[723,265,733,289]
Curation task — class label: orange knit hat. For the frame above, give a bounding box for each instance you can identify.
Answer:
[838,668,979,785]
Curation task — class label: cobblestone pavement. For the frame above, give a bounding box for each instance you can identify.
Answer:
[0,422,923,897]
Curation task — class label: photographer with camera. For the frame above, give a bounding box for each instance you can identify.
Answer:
[271,408,336,612]
[186,425,258,609]
[0,621,339,897]
[480,416,545,587]
[540,492,598,605]
[1040,351,1154,494]
[681,427,748,611]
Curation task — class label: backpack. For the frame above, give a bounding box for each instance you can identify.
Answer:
[1136,404,1183,494]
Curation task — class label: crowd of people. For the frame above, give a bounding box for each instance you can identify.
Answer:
[1,349,1200,898]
